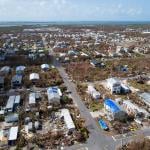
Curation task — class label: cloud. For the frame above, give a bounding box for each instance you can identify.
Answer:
[0,0,147,21]
[127,8,143,16]
[92,2,144,20]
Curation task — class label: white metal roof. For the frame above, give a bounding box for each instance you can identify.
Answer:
[47,87,60,103]
[58,88,62,96]
[41,64,50,69]
[29,93,36,104]
[107,78,121,85]
[6,96,15,109]
[29,73,39,80]
[123,100,149,115]
[139,92,150,107]
[0,66,10,72]
[121,84,130,90]
[88,85,100,98]
[8,126,18,141]
[16,66,26,72]
[61,109,75,130]
[14,95,20,104]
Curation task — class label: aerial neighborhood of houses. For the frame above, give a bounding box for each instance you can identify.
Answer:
[0,24,150,149]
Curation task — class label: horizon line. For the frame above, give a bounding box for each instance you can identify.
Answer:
[0,20,150,23]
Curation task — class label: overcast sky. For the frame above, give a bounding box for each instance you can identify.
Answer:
[0,0,150,21]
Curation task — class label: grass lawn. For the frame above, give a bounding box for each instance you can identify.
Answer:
[89,101,104,112]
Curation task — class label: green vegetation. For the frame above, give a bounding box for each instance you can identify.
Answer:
[89,101,103,112]
[0,115,4,122]
[61,95,73,104]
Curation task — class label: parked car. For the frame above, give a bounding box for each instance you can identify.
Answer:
[98,119,109,131]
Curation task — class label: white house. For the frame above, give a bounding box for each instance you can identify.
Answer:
[16,66,26,75]
[41,64,50,71]
[123,100,149,117]
[5,96,15,113]
[47,87,61,104]
[8,126,18,145]
[106,78,122,94]
[0,66,11,74]
[29,93,36,106]
[29,73,39,81]
[87,85,101,100]
[5,95,21,113]
[11,75,23,88]
[139,92,150,107]
[61,109,75,131]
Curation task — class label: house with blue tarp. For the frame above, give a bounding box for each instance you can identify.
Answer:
[104,98,127,121]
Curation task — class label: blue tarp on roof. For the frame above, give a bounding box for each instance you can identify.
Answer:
[104,98,122,113]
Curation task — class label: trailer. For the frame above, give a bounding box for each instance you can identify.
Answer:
[98,119,109,131]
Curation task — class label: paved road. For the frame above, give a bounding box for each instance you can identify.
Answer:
[52,56,150,150]
[56,65,116,150]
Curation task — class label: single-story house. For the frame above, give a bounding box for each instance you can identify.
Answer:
[0,66,11,74]
[138,92,150,107]
[28,122,33,131]
[47,87,62,104]
[123,100,149,118]
[87,85,101,100]
[8,126,18,145]
[41,64,50,71]
[29,93,36,106]
[61,109,75,131]
[90,60,105,68]
[68,50,78,56]
[29,92,41,107]
[115,65,128,72]
[16,66,26,75]
[5,96,15,113]
[29,73,39,82]
[34,121,40,130]
[5,113,19,123]
[104,98,127,121]
[5,95,20,113]
[11,75,22,88]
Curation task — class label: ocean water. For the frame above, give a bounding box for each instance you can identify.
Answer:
[0,21,150,27]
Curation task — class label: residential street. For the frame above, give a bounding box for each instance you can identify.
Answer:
[56,65,116,150]
[53,57,150,150]
[51,56,116,150]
